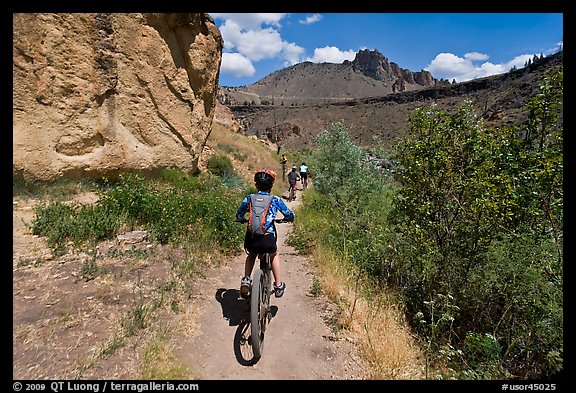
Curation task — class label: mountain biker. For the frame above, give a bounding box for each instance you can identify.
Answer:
[236,169,295,298]
[299,162,308,188]
[280,154,288,180]
[287,165,300,199]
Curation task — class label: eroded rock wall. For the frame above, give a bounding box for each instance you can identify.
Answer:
[13,13,223,181]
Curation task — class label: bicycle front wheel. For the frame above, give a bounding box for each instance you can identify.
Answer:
[250,269,270,360]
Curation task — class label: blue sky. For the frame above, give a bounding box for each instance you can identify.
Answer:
[208,13,563,87]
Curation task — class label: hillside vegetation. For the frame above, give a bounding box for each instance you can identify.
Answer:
[289,70,563,379]
[227,51,563,151]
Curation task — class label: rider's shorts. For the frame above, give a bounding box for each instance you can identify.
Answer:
[244,231,277,254]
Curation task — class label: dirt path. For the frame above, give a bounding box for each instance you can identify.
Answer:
[13,188,367,380]
[179,193,367,380]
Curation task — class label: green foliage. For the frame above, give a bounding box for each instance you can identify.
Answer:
[416,293,461,379]
[79,259,109,282]
[31,202,77,247]
[291,121,398,280]
[31,171,247,255]
[455,332,510,379]
[206,154,234,177]
[390,71,563,378]
[310,276,322,297]
[291,71,562,379]
[474,233,563,377]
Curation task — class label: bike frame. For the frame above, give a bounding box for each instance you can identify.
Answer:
[235,218,285,362]
[249,251,272,360]
[289,182,297,201]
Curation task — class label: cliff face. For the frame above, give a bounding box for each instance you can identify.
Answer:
[351,49,439,89]
[13,13,223,181]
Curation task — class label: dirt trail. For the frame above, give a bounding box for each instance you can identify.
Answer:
[12,187,366,380]
[179,192,366,380]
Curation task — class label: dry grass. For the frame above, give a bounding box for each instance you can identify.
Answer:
[140,335,194,379]
[207,122,288,196]
[310,244,426,380]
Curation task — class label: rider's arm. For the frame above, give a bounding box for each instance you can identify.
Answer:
[235,195,250,222]
[275,197,295,222]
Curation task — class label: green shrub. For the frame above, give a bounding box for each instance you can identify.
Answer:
[291,122,398,281]
[31,170,246,255]
[206,154,235,177]
[390,72,562,378]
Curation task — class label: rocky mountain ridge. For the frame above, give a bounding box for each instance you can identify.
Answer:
[218,49,451,107]
[222,50,563,150]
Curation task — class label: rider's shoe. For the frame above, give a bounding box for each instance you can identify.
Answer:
[240,276,252,298]
[273,281,286,298]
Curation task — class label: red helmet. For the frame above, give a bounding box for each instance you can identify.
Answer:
[254,169,276,188]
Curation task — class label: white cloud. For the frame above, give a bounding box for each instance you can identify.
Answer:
[306,46,356,64]
[549,41,563,54]
[505,54,536,70]
[464,52,489,61]
[233,26,286,61]
[425,51,541,82]
[299,14,323,25]
[282,42,306,66]
[212,13,306,79]
[220,52,256,78]
[210,13,287,29]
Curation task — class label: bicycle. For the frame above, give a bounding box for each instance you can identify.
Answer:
[236,218,288,362]
[301,175,308,190]
[288,182,297,201]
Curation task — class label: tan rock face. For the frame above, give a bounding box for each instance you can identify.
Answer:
[13,13,223,181]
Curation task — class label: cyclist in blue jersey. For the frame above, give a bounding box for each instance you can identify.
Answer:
[236,169,295,298]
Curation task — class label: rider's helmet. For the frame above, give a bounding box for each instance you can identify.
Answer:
[292,165,297,171]
[254,169,276,190]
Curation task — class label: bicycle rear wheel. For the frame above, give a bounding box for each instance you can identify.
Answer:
[250,268,270,360]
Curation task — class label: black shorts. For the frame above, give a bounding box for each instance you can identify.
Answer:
[300,172,308,179]
[244,231,277,254]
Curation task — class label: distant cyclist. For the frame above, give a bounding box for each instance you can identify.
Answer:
[299,162,309,189]
[280,154,288,180]
[287,165,300,200]
[235,169,294,298]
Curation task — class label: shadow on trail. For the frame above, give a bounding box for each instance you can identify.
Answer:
[215,288,248,326]
[215,288,278,366]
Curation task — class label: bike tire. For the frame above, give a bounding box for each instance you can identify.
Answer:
[250,268,269,360]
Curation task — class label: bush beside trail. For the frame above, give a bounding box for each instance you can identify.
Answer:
[290,71,563,379]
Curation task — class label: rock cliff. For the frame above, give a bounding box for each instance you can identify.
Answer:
[351,49,439,89]
[13,13,223,181]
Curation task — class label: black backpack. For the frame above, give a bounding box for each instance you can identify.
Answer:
[248,194,274,236]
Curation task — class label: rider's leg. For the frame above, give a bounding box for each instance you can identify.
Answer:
[240,252,257,297]
[270,252,286,297]
[244,253,257,277]
[269,252,282,287]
